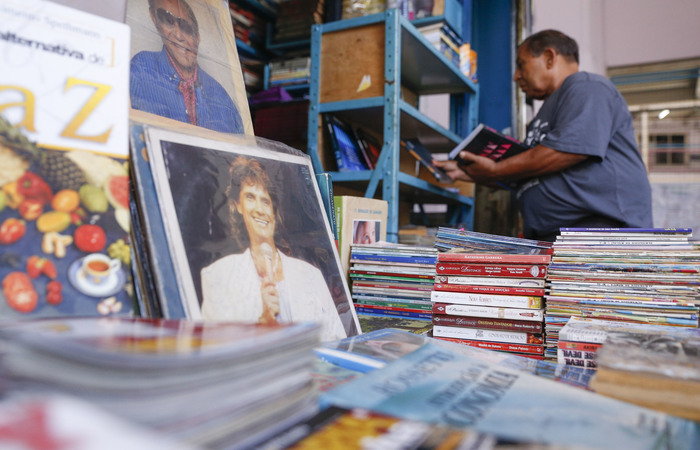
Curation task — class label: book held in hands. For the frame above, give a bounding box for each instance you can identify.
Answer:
[448,124,529,166]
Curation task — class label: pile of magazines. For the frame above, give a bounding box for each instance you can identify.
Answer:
[0,317,321,449]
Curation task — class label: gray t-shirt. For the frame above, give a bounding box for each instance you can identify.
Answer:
[515,71,653,238]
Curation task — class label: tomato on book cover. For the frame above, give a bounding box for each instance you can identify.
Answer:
[0,0,133,319]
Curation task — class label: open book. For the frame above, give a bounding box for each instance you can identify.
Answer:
[449,124,529,165]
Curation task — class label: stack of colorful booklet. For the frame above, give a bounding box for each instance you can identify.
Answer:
[546,227,700,359]
[0,317,322,449]
[431,229,552,359]
[319,341,700,449]
[349,243,438,325]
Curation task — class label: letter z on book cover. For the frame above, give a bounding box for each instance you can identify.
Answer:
[0,0,133,319]
[449,124,529,165]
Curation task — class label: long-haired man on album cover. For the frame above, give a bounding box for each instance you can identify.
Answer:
[199,156,346,341]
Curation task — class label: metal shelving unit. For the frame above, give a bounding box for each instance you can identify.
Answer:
[306,9,479,242]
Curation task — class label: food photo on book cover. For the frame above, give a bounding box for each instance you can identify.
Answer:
[0,0,133,319]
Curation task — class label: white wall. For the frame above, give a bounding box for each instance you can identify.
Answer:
[532,0,700,70]
[601,0,700,67]
[532,0,606,74]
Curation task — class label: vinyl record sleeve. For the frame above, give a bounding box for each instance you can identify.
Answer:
[143,127,359,340]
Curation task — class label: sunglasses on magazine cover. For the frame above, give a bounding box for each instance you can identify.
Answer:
[155,8,196,36]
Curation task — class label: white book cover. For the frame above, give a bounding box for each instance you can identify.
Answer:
[435,275,545,288]
[431,290,542,309]
[432,325,542,345]
[432,303,544,322]
[0,0,133,319]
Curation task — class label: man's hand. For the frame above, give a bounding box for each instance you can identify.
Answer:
[434,145,588,186]
[258,278,280,324]
[433,152,498,184]
[432,158,475,182]
[453,151,499,184]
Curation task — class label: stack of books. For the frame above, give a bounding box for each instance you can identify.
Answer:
[433,227,553,254]
[591,325,700,422]
[272,0,325,43]
[341,0,386,20]
[0,317,322,449]
[229,2,269,48]
[556,316,632,368]
[315,327,596,390]
[557,316,696,368]
[230,1,273,94]
[431,228,553,359]
[545,227,700,360]
[416,22,462,68]
[319,340,700,449]
[349,243,438,324]
[268,55,311,88]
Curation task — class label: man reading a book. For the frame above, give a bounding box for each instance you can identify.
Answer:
[130,0,244,134]
[435,30,652,241]
[199,156,346,341]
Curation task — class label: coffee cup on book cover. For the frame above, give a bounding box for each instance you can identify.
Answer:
[79,253,121,286]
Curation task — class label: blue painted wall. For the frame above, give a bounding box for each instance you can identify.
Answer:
[471,0,513,133]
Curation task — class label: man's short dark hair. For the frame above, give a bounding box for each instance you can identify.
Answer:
[520,29,579,64]
[148,0,199,36]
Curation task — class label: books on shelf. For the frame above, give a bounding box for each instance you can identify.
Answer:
[320,343,700,448]
[354,127,382,170]
[403,139,453,183]
[459,42,478,82]
[0,316,323,449]
[448,124,529,165]
[0,0,134,319]
[272,0,325,43]
[323,115,368,172]
[268,55,311,88]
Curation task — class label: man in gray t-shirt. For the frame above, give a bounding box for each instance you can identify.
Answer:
[435,29,652,241]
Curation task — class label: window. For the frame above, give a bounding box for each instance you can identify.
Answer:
[650,134,686,166]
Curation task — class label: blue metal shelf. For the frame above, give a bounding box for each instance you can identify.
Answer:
[307,9,478,241]
[235,39,262,58]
